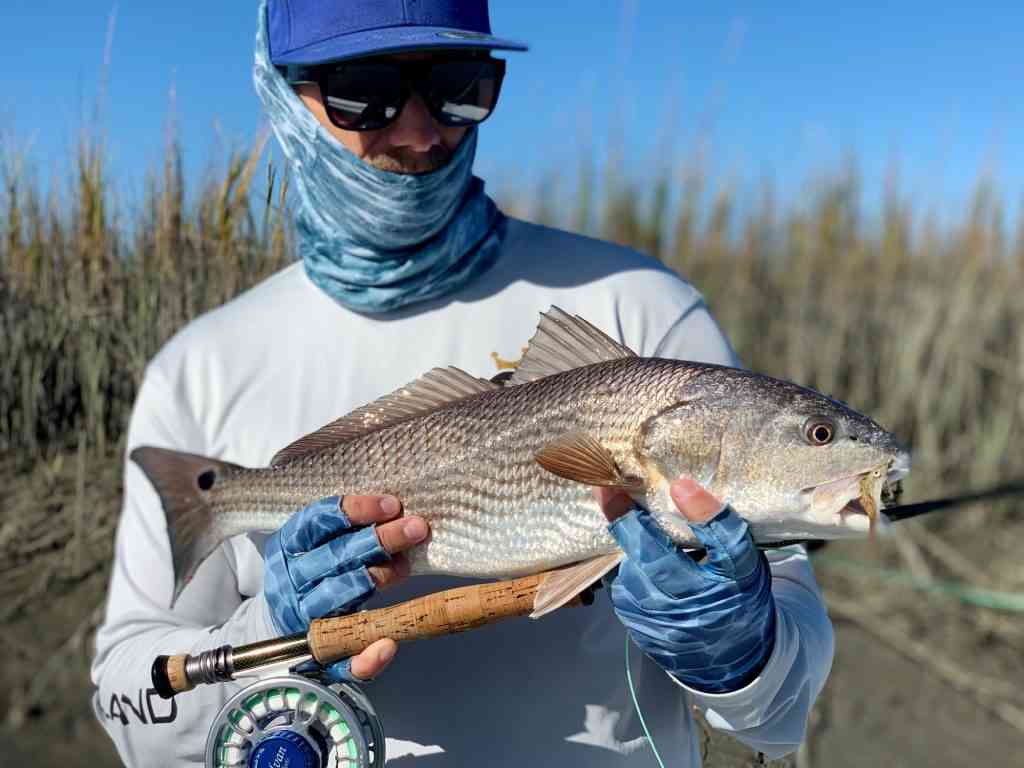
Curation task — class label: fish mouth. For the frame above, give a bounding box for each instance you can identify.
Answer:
[840,495,872,519]
[810,455,909,533]
[841,470,884,528]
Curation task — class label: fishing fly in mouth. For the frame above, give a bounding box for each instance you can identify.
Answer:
[804,456,909,534]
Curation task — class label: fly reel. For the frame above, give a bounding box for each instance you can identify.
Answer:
[205,676,385,768]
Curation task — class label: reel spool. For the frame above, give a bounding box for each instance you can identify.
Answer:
[205,676,385,768]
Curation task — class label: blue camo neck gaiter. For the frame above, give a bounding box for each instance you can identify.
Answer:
[252,1,506,314]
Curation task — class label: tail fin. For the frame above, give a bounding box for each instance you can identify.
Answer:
[130,446,243,605]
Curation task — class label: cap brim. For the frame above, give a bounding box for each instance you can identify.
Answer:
[271,26,529,66]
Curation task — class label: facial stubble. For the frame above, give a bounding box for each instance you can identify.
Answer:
[362,145,452,174]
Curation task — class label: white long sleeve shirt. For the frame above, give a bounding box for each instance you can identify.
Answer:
[91,217,834,766]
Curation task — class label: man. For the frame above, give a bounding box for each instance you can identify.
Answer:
[91,1,834,765]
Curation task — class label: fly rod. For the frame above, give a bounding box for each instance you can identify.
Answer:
[881,480,1024,523]
[153,479,1024,699]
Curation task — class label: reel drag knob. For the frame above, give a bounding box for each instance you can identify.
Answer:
[249,730,318,768]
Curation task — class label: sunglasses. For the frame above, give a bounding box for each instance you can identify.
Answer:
[280,55,506,132]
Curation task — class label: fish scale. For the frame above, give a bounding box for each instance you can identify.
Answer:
[131,308,909,607]
[219,358,678,576]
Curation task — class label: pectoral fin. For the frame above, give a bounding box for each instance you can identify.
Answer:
[535,433,644,493]
[530,551,625,619]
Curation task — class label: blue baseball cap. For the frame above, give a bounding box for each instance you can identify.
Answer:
[267,0,529,66]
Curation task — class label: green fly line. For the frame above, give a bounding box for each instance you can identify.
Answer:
[812,553,1024,612]
[626,634,668,768]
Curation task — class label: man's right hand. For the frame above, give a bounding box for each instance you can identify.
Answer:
[263,495,429,682]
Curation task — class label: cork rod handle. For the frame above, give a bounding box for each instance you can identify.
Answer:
[309,571,551,664]
[152,569,578,697]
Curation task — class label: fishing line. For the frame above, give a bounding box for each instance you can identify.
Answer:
[812,554,1024,612]
[626,634,668,768]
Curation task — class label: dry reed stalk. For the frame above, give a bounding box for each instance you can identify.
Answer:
[0,132,292,459]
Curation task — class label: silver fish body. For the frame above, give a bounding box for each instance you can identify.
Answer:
[204,358,712,578]
[132,308,910,604]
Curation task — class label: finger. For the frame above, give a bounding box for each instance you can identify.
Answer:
[298,566,376,621]
[608,508,703,588]
[281,496,352,553]
[670,478,762,581]
[292,525,389,588]
[262,543,304,635]
[367,552,411,590]
[374,516,430,556]
[342,494,403,526]
[669,477,726,523]
[593,487,634,523]
[690,508,764,582]
[348,638,398,681]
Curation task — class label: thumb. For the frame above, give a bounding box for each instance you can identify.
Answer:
[319,638,398,684]
[671,476,763,582]
[349,638,398,681]
[669,477,726,523]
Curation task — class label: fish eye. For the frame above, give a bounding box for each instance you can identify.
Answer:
[804,418,836,446]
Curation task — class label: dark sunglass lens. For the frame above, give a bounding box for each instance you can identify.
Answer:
[425,61,502,126]
[324,64,405,130]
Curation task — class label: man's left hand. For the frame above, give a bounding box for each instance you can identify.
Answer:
[595,478,776,693]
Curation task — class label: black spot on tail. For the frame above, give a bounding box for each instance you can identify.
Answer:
[130,447,242,604]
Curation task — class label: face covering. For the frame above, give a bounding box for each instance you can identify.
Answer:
[252,1,507,314]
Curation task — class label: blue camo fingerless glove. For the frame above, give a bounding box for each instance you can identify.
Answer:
[607,505,776,693]
[264,496,390,683]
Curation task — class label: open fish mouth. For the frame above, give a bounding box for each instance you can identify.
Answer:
[810,453,910,533]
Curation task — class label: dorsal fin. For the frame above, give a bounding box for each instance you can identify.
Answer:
[508,307,638,386]
[271,367,498,467]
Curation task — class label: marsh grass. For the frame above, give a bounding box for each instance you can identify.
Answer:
[3,129,1024,766]
[0,132,292,458]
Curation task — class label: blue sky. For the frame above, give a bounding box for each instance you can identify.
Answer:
[2,1,1022,225]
